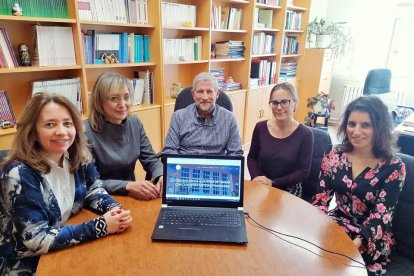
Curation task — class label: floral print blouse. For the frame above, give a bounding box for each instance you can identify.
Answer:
[312,148,406,275]
[0,160,121,275]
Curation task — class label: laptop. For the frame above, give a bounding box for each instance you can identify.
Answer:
[151,154,248,244]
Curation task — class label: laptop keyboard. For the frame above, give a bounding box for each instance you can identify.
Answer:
[161,209,242,227]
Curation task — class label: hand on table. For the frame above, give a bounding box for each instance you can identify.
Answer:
[126,180,160,200]
[252,176,272,186]
[154,176,163,198]
[103,207,132,234]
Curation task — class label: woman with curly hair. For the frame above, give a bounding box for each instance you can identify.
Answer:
[312,95,406,275]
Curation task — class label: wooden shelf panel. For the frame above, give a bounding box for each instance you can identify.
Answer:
[163,26,209,31]
[251,54,277,58]
[0,65,82,74]
[0,127,17,137]
[164,60,209,65]
[130,104,162,113]
[211,57,245,62]
[287,6,308,12]
[255,4,282,10]
[284,30,304,33]
[254,28,280,32]
[79,21,154,28]
[84,62,156,69]
[0,15,76,23]
[211,29,248,33]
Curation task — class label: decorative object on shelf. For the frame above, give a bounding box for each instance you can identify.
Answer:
[307,17,352,59]
[183,21,193,27]
[101,53,119,64]
[12,3,23,16]
[305,92,335,127]
[170,83,182,99]
[225,76,235,84]
[18,43,32,66]
[392,106,414,124]
[0,119,12,129]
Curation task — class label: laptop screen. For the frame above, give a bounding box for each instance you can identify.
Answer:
[162,154,244,208]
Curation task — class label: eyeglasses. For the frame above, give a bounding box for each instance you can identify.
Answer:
[269,99,291,108]
[107,94,131,103]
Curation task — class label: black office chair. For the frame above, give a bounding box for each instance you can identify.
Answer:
[302,127,332,203]
[173,87,233,112]
[363,68,392,95]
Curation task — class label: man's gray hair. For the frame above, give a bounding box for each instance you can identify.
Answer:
[192,72,219,92]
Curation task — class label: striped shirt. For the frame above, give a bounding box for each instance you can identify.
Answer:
[163,103,243,156]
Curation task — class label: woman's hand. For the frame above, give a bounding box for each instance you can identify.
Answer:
[126,180,160,200]
[252,176,272,186]
[103,207,132,234]
[352,237,362,248]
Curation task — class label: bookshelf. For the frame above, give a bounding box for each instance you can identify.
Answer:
[0,0,163,152]
[0,0,311,150]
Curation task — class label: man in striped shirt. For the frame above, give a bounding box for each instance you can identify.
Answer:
[163,72,243,156]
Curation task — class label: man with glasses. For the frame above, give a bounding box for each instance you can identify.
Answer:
[84,72,163,201]
[247,82,313,198]
[163,72,243,156]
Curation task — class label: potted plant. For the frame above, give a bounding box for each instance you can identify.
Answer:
[305,92,335,126]
[307,17,352,58]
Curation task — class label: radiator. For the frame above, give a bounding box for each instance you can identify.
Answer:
[329,85,407,122]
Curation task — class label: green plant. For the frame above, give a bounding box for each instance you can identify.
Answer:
[307,17,352,58]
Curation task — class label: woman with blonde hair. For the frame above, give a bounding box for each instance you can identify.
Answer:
[85,72,163,200]
[0,93,132,274]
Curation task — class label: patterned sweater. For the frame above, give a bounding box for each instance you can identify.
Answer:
[0,160,120,275]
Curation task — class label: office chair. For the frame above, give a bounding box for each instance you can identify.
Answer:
[363,68,392,95]
[302,127,332,203]
[173,87,233,112]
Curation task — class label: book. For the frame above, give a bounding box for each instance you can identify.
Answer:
[130,78,145,105]
[258,9,273,29]
[0,90,16,126]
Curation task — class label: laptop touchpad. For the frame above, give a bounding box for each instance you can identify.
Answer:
[178,228,201,240]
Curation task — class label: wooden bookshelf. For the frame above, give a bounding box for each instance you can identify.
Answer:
[0,0,312,150]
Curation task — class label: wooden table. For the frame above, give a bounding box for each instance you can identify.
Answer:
[37,181,367,276]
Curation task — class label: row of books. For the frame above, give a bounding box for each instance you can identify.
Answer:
[0,90,15,126]
[0,28,18,68]
[211,6,243,30]
[250,59,277,87]
[31,78,83,113]
[282,36,299,55]
[83,31,150,64]
[279,61,297,81]
[77,0,148,24]
[134,70,153,104]
[255,9,273,29]
[163,36,202,63]
[32,25,76,66]
[210,68,225,89]
[255,0,280,6]
[161,2,196,27]
[214,40,245,59]
[0,0,68,18]
[252,33,275,55]
[285,11,303,31]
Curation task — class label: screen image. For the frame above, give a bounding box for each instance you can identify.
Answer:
[165,157,242,202]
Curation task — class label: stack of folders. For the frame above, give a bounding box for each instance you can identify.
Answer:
[77,0,148,24]
[130,78,144,106]
[32,25,76,66]
[163,36,202,63]
[134,70,153,104]
[210,68,225,89]
[215,41,245,59]
[161,2,196,27]
[0,0,69,18]
[31,78,82,113]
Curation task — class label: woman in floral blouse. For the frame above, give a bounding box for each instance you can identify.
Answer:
[0,93,133,274]
[312,95,406,275]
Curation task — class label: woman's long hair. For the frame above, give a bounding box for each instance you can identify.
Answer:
[2,93,92,174]
[338,95,397,160]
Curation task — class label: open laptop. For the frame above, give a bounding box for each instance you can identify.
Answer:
[151,154,248,244]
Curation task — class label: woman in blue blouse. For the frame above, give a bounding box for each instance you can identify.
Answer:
[0,93,132,275]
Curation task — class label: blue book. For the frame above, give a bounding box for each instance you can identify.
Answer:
[118,32,128,63]
[135,35,143,62]
[143,35,150,62]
